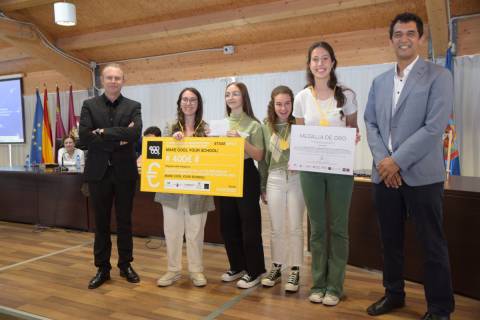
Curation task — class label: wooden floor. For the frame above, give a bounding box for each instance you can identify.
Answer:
[0,221,479,320]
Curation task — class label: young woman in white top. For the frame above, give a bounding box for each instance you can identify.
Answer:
[57,136,85,166]
[292,41,359,306]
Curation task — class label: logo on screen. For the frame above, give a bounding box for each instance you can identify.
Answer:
[147,141,163,159]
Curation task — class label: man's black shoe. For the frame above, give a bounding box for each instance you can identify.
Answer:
[367,296,405,316]
[421,312,450,320]
[88,269,110,289]
[120,265,140,283]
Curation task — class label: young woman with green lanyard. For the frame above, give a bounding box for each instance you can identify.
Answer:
[293,42,359,306]
[259,86,306,292]
[219,82,266,289]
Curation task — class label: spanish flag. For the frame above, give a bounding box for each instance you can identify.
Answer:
[42,86,54,163]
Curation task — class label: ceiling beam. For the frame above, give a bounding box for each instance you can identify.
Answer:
[0,0,55,12]
[425,0,449,56]
[0,18,92,88]
[57,0,394,51]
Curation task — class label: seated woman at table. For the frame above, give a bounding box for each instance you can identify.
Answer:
[58,135,85,166]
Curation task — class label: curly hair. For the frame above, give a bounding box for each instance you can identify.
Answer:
[266,85,295,134]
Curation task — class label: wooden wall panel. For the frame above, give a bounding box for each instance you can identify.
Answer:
[120,27,426,87]
[120,28,382,86]
[456,16,480,56]
[17,20,480,95]
[0,57,46,77]
[68,0,424,62]
[22,70,86,94]
[0,47,30,62]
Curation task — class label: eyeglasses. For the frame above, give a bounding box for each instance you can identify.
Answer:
[225,91,242,98]
[181,97,198,104]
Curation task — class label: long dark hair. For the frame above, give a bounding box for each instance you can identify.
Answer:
[266,85,295,134]
[225,82,260,123]
[171,87,207,137]
[306,41,353,111]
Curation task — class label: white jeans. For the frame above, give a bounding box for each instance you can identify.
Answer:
[163,195,208,273]
[266,169,305,267]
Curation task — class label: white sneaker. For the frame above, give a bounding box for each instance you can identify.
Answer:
[309,292,325,303]
[221,270,245,282]
[156,271,181,287]
[237,274,261,289]
[261,264,282,287]
[190,272,207,287]
[284,270,299,292]
[322,293,340,306]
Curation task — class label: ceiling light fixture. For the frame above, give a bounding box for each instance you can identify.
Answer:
[54,2,76,26]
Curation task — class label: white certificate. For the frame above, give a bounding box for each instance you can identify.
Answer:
[289,125,356,175]
[206,119,229,136]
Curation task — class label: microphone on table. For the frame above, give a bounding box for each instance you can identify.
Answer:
[58,151,69,172]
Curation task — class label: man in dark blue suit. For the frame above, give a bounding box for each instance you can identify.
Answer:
[80,63,142,289]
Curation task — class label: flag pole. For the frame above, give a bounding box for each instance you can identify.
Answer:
[446,130,453,180]
[8,144,12,167]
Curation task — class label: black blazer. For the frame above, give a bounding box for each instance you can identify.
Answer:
[79,94,142,182]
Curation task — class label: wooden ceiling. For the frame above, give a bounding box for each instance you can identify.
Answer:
[0,0,479,89]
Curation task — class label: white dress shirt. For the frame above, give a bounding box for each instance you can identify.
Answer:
[388,55,420,152]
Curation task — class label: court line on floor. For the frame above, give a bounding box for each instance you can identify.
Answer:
[0,305,51,320]
[0,240,93,272]
[203,285,259,320]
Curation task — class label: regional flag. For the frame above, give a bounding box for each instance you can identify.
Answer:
[55,85,67,156]
[30,89,44,165]
[67,85,78,138]
[42,87,54,163]
[53,86,67,162]
[443,46,461,175]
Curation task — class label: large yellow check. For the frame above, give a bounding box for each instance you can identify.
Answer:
[140,137,244,197]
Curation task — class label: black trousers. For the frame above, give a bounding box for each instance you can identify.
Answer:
[89,167,136,270]
[219,159,266,278]
[373,181,454,316]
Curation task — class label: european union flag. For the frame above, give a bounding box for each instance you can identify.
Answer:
[30,89,44,165]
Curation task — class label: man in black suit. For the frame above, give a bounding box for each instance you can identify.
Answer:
[79,63,142,289]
